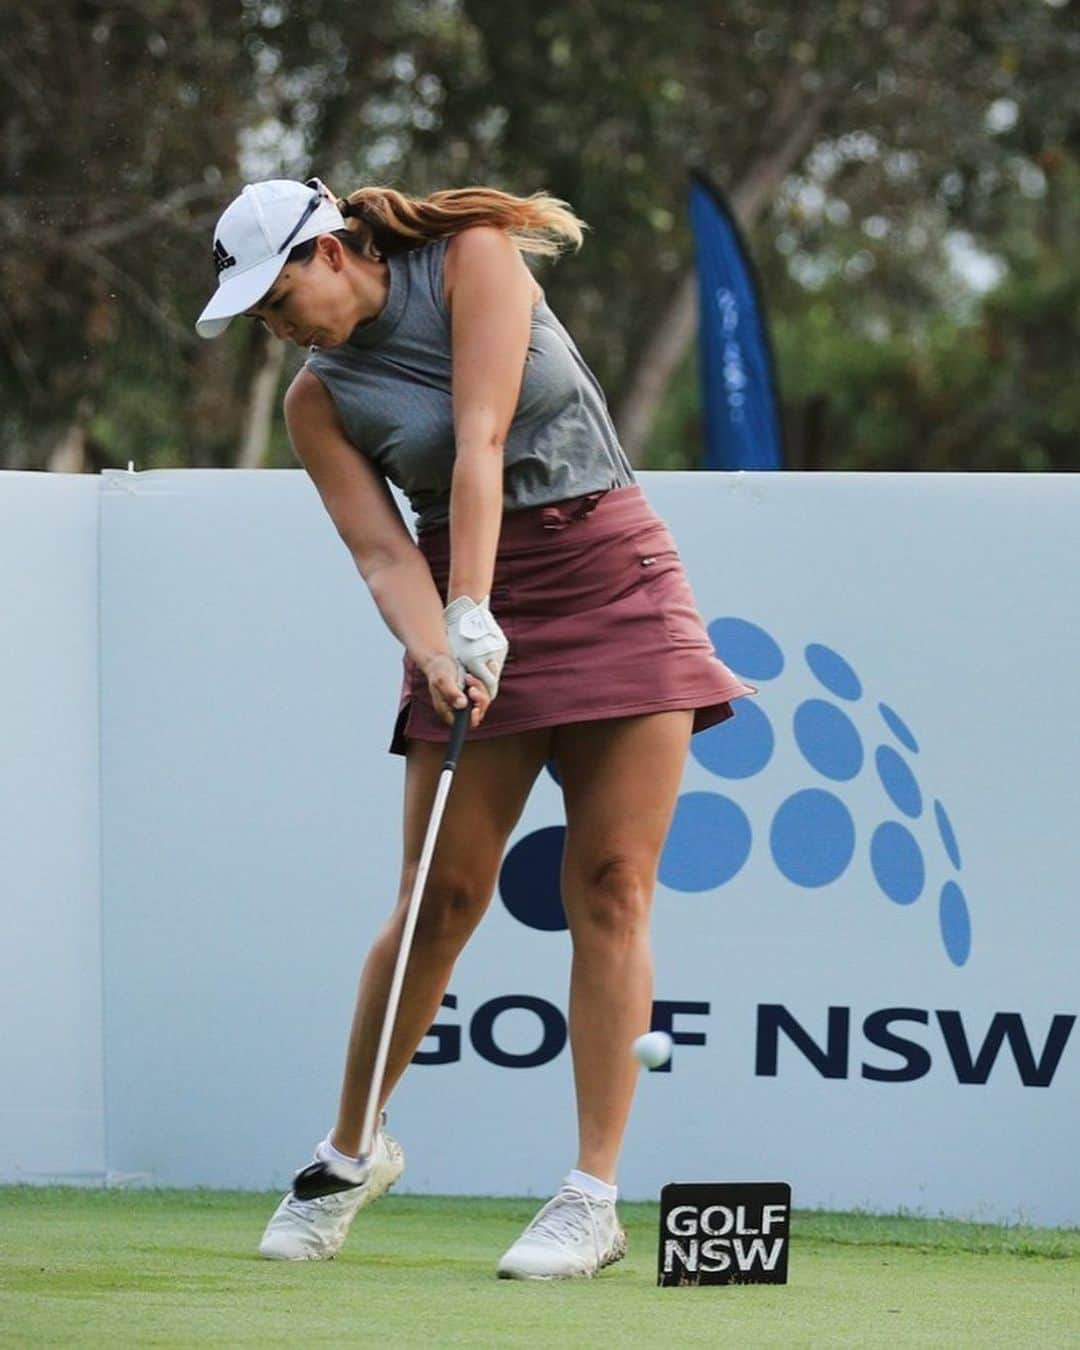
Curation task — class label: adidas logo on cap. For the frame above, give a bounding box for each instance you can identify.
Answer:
[213,238,237,275]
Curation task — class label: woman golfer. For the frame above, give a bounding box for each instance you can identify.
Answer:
[197,177,753,1279]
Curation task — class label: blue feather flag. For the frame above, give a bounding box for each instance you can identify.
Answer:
[689,172,784,469]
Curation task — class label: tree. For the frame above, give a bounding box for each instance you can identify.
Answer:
[0,4,260,466]
[2,0,1076,473]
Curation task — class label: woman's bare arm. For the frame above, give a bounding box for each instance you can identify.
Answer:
[443,226,536,605]
[285,368,492,725]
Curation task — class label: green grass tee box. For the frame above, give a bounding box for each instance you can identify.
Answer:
[1,1188,1078,1348]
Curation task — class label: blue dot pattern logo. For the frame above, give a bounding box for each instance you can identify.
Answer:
[499,618,972,967]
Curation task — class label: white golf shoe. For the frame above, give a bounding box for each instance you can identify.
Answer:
[496,1184,627,1280]
[258,1128,404,1261]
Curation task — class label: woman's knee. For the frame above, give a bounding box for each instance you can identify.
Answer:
[401,864,491,951]
[567,854,653,942]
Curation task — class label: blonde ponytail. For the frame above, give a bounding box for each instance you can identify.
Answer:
[334,185,586,259]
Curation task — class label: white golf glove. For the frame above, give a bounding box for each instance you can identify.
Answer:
[443,595,509,699]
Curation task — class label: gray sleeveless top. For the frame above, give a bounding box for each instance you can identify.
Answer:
[305,237,634,533]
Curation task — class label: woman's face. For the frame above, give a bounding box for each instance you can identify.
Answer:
[245,238,358,348]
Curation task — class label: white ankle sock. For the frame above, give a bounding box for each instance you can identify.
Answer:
[315,1136,370,1185]
[566,1168,617,1203]
[318,1136,362,1167]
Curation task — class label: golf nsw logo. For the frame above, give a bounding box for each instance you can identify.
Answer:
[499,616,972,966]
[658,1183,791,1287]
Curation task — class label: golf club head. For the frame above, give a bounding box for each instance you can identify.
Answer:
[292,1158,367,1200]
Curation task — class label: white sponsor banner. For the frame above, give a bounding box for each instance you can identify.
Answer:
[3,469,1078,1224]
[0,474,104,1184]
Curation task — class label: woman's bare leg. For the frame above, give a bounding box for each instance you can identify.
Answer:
[332,729,550,1155]
[553,711,693,1183]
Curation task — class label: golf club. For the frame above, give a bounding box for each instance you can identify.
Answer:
[293,698,471,1199]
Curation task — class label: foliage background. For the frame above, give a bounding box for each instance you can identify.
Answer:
[1,0,1077,473]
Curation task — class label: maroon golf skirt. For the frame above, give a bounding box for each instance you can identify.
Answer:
[390,484,756,754]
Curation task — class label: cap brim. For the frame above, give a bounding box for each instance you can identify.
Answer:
[195,252,288,339]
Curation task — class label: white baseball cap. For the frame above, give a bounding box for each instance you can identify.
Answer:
[196,178,347,338]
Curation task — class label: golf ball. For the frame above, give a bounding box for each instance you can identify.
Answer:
[632,1031,673,1068]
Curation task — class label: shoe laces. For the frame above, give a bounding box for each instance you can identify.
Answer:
[284,1189,355,1223]
[528,1186,607,1255]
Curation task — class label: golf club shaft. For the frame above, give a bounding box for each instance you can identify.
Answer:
[358,700,471,1160]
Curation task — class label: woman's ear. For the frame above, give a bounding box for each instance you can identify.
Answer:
[315,233,349,272]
